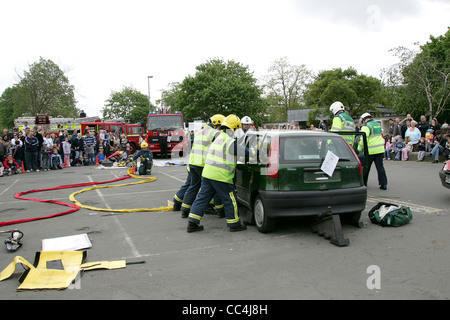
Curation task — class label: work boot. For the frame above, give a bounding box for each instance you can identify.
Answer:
[173,199,182,211]
[229,224,247,232]
[181,209,189,218]
[205,204,215,214]
[187,221,204,233]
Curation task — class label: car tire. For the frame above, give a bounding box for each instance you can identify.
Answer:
[340,211,362,226]
[253,195,275,233]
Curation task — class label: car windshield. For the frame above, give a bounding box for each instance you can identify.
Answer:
[280,136,355,163]
[147,115,183,131]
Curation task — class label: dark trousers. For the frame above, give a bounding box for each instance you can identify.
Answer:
[25,151,39,171]
[363,153,388,187]
[160,142,168,158]
[174,167,191,204]
[188,177,240,228]
[181,165,203,212]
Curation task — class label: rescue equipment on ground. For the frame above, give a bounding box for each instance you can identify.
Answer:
[0,250,144,291]
[2,229,24,252]
[368,202,413,227]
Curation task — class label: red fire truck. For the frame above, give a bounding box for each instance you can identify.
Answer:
[146,111,188,157]
[80,120,143,154]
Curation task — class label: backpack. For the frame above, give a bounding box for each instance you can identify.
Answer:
[368,202,413,227]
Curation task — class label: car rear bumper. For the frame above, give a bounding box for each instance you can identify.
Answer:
[259,186,367,217]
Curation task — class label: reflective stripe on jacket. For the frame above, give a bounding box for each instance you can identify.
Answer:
[189,125,218,167]
[358,120,385,155]
[331,113,355,146]
[202,132,236,184]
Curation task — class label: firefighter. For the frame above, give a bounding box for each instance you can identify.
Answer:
[132,141,153,175]
[234,115,253,143]
[187,114,249,233]
[174,114,225,214]
[358,112,388,190]
[329,101,356,147]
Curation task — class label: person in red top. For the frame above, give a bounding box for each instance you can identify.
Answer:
[3,153,21,175]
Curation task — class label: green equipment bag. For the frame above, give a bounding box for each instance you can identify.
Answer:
[368,202,413,227]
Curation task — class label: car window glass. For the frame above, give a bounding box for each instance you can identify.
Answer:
[281,136,354,162]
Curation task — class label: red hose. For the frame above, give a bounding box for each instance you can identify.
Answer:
[0,175,131,227]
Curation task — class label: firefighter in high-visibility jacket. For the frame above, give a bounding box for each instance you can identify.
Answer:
[173,114,225,212]
[132,141,153,175]
[358,112,388,190]
[187,114,249,233]
[329,101,356,147]
[179,115,224,218]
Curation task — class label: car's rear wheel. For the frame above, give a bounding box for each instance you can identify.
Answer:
[340,211,362,226]
[253,195,275,233]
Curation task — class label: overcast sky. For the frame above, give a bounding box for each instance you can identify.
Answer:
[1,0,449,118]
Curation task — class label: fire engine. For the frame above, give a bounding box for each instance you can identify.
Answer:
[80,120,143,154]
[146,110,189,158]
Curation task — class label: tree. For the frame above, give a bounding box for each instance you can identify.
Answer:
[263,57,313,122]
[17,57,77,117]
[160,58,268,126]
[102,86,153,124]
[0,85,29,129]
[305,67,385,121]
[382,28,450,121]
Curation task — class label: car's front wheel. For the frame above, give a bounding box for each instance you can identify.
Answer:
[253,195,275,233]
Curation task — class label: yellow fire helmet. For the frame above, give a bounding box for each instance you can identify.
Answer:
[222,114,242,131]
[210,114,225,126]
[141,141,149,149]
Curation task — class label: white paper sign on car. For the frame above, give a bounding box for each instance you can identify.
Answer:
[321,150,339,177]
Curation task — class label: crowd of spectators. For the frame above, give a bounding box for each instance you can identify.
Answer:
[0,125,142,176]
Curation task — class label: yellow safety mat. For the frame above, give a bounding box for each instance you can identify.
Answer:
[0,251,127,291]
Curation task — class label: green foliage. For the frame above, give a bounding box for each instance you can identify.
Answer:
[0,57,78,128]
[305,67,385,120]
[160,58,268,126]
[383,28,450,122]
[102,86,152,124]
[263,57,313,122]
[18,57,77,117]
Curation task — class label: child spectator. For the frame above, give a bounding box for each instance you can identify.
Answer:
[417,137,427,162]
[402,136,413,161]
[84,131,96,165]
[97,148,105,163]
[384,137,393,160]
[425,129,434,152]
[50,148,63,170]
[3,153,21,175]
[41,142,51,171]
[393,137,405,161]
[62,136,71,167]
[72,155,84,167]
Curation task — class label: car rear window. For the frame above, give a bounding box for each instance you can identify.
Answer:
[280,136,355,163]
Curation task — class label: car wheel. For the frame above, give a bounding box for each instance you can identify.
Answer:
[253,195,275,233]
[340,211,362,226]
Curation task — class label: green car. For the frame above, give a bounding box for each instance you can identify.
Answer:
[236,130,367,233]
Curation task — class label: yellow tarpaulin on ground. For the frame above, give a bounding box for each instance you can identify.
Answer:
[0,251,127,291]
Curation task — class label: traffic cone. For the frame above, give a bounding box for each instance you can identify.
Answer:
[64,157,69,168]
[95,155,99,165]
[21,162,26,173]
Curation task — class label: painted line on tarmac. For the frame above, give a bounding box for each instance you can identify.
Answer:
[367,195,444,214]
[87,175,142,258]
[0,179,19,197]
[159,171,185,182]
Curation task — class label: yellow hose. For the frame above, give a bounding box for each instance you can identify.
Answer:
[68,167,174,213]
